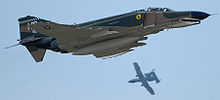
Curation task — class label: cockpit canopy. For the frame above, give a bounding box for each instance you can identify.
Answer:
[146,7,174,12]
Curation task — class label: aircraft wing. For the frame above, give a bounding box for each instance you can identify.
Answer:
[133,62,145,79]
[28,12,141,40]
[141,81,155,95]
[133,63,155,95]
[92,41,146,58]
[93,48,132,59]
[29,22,106,40]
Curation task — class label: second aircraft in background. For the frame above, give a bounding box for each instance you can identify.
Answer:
[129,62,160,95]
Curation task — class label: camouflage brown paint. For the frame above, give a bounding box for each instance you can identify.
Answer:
[143,11,192,27]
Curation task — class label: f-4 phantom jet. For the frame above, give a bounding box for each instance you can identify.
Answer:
[129,62,160,95]
[6,7,210,62]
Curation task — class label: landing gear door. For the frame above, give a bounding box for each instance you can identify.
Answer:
[143,12,156,28]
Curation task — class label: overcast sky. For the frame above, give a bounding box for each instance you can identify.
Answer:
[0,0,219,100]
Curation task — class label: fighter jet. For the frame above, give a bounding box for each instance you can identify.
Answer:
[5,7,210,62]
[128,62,160,95]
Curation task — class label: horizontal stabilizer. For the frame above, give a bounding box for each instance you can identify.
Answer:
[26,46,46,62]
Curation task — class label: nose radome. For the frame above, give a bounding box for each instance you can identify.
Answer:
[191,11,210,20]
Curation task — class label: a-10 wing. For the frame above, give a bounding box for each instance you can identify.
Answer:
[141,81,155,95]
[133,62,145,79]
[133,62,155,95]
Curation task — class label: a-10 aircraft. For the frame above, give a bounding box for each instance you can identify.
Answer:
[6,7,210,62]
[128,62,160,95]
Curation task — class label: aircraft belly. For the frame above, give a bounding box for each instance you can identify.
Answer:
[73,37,140,55]
[55,25,164,53]
[168,22,198,28]
[55,26,140,52]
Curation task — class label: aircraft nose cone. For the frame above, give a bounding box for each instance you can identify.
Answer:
[191,11,210,20]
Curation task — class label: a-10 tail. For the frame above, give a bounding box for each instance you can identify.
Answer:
[144,68,161,84]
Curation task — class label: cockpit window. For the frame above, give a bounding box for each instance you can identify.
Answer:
[146,7,174,12]
[163,8,174,12]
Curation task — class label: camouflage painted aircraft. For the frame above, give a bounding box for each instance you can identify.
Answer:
[6,7,210,62]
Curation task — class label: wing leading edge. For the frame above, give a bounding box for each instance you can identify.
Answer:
[133,62,145,79]
[141,80,155,95]
[133,62,155,95]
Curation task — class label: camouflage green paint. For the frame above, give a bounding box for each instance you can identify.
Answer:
[78,11,145,27]
[162,12,191,19]
[18,16,50,39]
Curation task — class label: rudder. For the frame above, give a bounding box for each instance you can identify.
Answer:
[18,15,49,39]
[18,15,49,62]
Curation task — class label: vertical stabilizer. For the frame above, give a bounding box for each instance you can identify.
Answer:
[18,15,49,40]
[18,16,37,39]
[18,15,49,62]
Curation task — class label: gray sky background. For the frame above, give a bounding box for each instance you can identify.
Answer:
[0,0,219,100]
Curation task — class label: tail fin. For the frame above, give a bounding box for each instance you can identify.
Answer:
[151,71,160,84]
[18,15,49,62]
[18,15,50,39]
[18,15,38,39]
[26,46,46,62]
